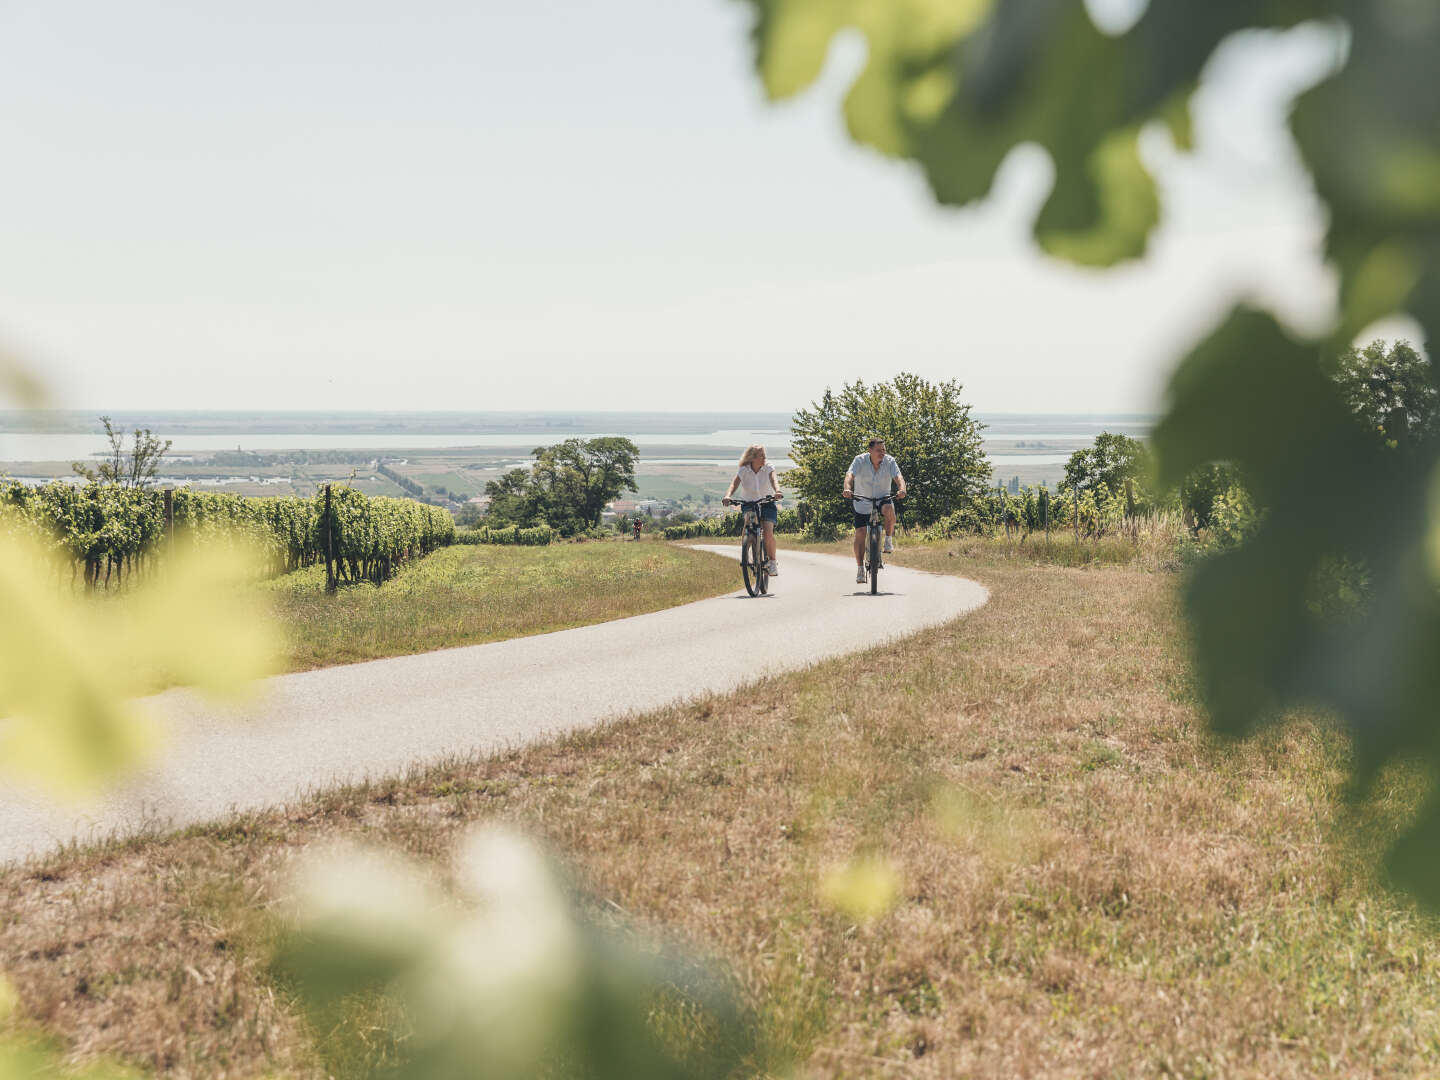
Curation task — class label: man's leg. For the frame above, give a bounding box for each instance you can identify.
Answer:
[853,527,867,582]
[882,502,897,553]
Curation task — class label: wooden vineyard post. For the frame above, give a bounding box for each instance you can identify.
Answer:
[324,484,336,593]
[1125,479,1136,540]
[1074,489,1080,542]
[1040,488,1049,542]
[162,487,174,545]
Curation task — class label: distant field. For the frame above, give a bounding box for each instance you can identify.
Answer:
[262,539,736,670]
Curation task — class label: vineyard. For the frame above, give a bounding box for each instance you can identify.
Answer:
[0,481,454,587]
[452,524,555,546]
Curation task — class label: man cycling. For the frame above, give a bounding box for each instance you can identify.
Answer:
[842,437,906,584]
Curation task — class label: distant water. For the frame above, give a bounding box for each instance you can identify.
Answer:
[0,414,1151,465]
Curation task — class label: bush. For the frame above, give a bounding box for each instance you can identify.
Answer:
[454,524,555,546]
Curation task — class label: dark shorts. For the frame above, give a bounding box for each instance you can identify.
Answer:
[854,510,875,528]
[758,501,778,524]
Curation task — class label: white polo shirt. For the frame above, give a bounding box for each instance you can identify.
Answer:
[734,462,775,502]
[850,453,901,512]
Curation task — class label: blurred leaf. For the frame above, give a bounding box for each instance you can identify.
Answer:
[0,345,45,409]
[0,535,280,799]
[818,854,901,921]
[0,972,138,1080]
[277,825,756,1080]
[741,0,1321,265]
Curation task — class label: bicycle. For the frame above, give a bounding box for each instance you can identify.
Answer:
[722,494,779,597]
[853,493,900,595]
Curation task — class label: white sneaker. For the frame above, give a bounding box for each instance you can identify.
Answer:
[883,536,894,553]
[766,559,778,575]
[855,566,866,583]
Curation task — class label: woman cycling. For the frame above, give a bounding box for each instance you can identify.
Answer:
[722,444,782,576]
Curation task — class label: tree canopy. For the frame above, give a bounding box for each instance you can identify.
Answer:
[788,373,989,527]
[1060,432,1149,498]
[484,437,639,536]
[1333,339,1437,451]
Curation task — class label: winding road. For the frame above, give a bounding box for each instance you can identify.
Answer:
[0,546,987,864]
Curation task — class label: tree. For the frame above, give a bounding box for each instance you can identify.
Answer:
[1333,339,1437,450]
[483,468,545,528]
[484,438,639,536]
[1178,462,1247,531]
[71,415,171,488]
[788,373,989,527]
[453,502,485,528]
[1060,432,1149,497]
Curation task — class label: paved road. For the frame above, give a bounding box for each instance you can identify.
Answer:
[0,546,987,864]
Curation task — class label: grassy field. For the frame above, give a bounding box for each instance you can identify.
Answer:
[3,537,1438,1077]
[261,539,737,671]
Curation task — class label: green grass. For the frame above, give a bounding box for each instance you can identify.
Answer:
[259,540,736,671]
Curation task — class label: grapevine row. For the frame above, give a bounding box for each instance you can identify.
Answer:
[0,481,454,587]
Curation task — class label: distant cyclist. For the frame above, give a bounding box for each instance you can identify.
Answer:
[723,444,782,576]
[632,517,643,541]
[842,437,906,584]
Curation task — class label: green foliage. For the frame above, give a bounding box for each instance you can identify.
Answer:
[320,486,455,585]
[788,373,989,527]
[742,0,1440,907]
[1061,432,1150,502]
[453,524,555,546]
[275,826,756,1080]
[1333,338,1437,450]
[453,502,485,528]
[0,481,452,586]
[917,483,1139,540]
[485,438,639,536]
[1178,462,1247,530]
[70,415,171,488]
[1206,484,1261,550]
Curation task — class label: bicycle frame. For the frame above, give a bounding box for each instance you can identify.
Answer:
[729,495,778,597]
[856,494,898,595]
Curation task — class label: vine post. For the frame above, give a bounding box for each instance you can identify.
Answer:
[1125,479,1136,542]
[324,484,335,593]
[1040,488,1049,543]
[162,486,174,545]
[1073,490,1080,542]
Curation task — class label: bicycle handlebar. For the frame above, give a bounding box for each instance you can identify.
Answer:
[723,495,781,507]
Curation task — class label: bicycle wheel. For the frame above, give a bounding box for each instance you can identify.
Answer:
[869,527,881,595]
[741,532,762,597]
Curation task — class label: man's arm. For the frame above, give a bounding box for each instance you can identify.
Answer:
[843,469,855,498]
[894,463,907,498]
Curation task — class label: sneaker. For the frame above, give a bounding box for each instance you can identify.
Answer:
[766,559,778,575]
[883,535,895,553]
[855,565,866,584]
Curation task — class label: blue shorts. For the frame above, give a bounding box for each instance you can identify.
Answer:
[758,501,778,524]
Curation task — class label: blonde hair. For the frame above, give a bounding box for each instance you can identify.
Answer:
[739,444,767,468]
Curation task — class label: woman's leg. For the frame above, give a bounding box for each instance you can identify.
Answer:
[763,519,776,561]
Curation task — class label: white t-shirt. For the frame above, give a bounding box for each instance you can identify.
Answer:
[734,462,775,502]
[850,453,901,511]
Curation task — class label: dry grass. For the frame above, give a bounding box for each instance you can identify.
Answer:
[263,539,737,671]
[4,539,1439,1078]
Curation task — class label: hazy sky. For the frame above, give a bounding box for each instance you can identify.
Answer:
[0,2,1366,415]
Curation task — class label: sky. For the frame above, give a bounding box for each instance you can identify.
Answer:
[0,2,1383,415]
